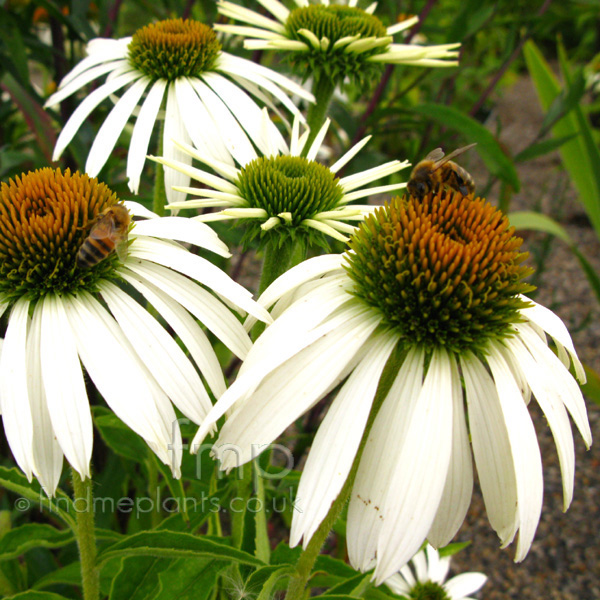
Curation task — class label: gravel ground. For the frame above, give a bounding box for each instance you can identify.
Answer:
[449,76,600,600]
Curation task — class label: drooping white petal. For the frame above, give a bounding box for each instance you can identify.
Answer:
[426,545,451,583]
[486,344,543,562]
[215,307,382,470]
[164,83,192,205]
[64,293,181,475]
[131,217,230,258]
[40,295,92,479]
[385,573,411,596]
[428,354,473,548]
[173,77,233,166]
[373,348,455,583]
[256,0,290,22]
[515,323,591,448]
[52,70,140,161]
[190,78,256,166]
[27,302,63,495]
[124,258,254,360]
[86,76,150,176]
[128,236,271,325]
[127,79,167,194]
[119,267,226,399]
[519,297,585,381]
[217,0,288,33]
[0,298,35,479]
[99,280,212,424]
[460,352,518,546]
[290,331,399,548]
[346,346,425,572]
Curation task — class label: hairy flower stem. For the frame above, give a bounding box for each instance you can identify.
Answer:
[72,469,99,600]
[284,345,405,600]
[301,75,336,157]
[257,238,305,296]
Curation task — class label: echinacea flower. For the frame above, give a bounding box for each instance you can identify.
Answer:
[0,168,269,495]
[386,545,487,600]
[193,190,592,583]
[44,18,314,204]
[155,114,410,246]
[216,0,460,86]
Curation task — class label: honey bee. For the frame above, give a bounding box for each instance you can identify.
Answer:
[407,143,477,200]
[77,204,131,269]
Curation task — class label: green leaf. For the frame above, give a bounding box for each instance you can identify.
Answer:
[246,565,294,600]
[98,531,264,568]
[32,562,81,591]
[0,525,73,562]
[314,555,357,579]
[0,467,75,529]
[0,73,57,163]
[108,556,169,600]
[524,40,600,239]
[410,103,520,191]
[514,134,578,163]
[582,364,600,407]
[323,573,370,596]
[155,558,225,600]
[92,408,149,463]
[508,211,600,305]
[6,592,72,600]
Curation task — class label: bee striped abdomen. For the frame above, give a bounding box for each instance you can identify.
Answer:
[76,237,115,268]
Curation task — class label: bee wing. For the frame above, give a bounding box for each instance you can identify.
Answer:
[433,143,477,170]
[88,216,114,240]
[115,238,129,263]
[423,148,445,163]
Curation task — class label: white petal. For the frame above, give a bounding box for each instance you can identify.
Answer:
[373,349,455,583]
[444,573,488,598]
[124,258,254,359]
[385,573,411,596]
[290,332,399,548]
[164,83,192,205]
[217,0,287,32]
[128,236,271,325]
[486,344,543,562]
[346,346,425,572]
[86,76,150,176]
[173,77,233,165]
[505,332,575,509]
[304,119,331,161]
[215,308,381,470]
[131,217,230,257]
[329,135,371,174]
[0,298,35,479]
[428,355,473,548]
[119,267,227,399]
[191,77,257,165]
[127,79,167,193]
[339,160,406,192]
[40,295,92,479]
[52,70,140,161]
[520,298,585,381]
[64,293,181,475]
[124,200,159,219]
[257,0,290,22]
[27,302,63,495]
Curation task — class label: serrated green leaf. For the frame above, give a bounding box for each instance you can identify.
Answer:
[246,565,294,599]
[108,556,168,600]
[314,555,357,579]
[92,408,149,463]
[323,573,370,596]
[98,531,264,568]
[0,525,73,562]
[410,103,520,191]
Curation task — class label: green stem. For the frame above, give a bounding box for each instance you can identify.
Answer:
[153,120,167,216]
[71,469,99,600]
[257,238,305,296]
[284,344,404,600]
[301,75,337,158]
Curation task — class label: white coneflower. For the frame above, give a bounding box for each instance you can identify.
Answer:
[192,190,592,583]
[0,168,269,495]
[386,545,487,600]
[216,0,460,85]
[155,114,410,247]
[44,18,314,204]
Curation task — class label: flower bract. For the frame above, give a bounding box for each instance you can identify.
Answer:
[0,168,270,494]
[192,190,592,582]
[44,18,314,204]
